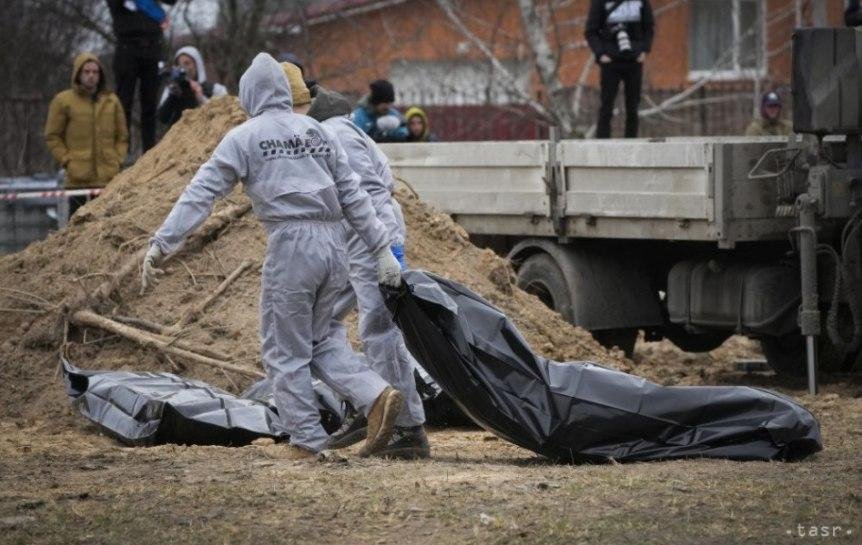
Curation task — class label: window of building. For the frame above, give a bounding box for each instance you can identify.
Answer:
[688,0,765,80]
[389,59,530,106]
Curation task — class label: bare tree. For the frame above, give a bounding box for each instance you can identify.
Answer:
[178,0,297,91]
[514,0,576,136]
[1,0,107,175]
[436,0,801,138]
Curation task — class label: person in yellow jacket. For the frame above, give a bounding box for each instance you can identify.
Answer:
[44,53,129,214]
[404,106,438,142]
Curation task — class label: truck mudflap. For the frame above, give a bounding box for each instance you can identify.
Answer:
[385,270,822,463]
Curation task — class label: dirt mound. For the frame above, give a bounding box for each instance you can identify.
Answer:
[0,97,628,427]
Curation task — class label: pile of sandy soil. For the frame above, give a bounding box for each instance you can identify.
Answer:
[0,97,629,428]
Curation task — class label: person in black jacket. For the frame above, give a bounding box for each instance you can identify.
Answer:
[585,0,654,138]
[157,46,228,127]
[106,0,177,153]
[847,0,862,27]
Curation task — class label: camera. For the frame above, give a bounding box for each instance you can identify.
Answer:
[610,23,632,54]
[159,66,190,91]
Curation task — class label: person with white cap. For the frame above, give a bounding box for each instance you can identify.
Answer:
[158,45,228,127]
[141,53,405,460]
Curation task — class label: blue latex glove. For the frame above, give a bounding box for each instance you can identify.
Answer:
[390,244,407,271]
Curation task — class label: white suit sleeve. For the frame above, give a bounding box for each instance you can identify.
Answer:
[150,132,246,255]
[326,133,389,254]
[339,131,400,247]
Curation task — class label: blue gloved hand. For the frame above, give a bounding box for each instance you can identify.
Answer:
[390,244,407,271]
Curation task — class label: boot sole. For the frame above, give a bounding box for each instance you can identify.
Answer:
[360,390,404,457]
[327,427,368,450]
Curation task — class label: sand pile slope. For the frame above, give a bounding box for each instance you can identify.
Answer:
[0,97,628,427]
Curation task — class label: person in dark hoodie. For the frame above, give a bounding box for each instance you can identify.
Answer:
[157,46,228,127]
[106,0,177,152]
[847,0,862,26]
[585,0,654,138]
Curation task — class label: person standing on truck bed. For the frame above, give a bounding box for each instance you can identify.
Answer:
[44,53,129,216]
[847,0,862,26]
[585,0,654,139]
[106,0,177,154]
[745,91,792,137]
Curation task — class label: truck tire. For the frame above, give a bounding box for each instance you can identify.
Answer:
[761,334,852,378]
[516,253,573,322]
[663,324,730,353]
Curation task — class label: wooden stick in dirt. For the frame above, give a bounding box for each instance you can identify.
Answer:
[71,309,264,379]
[169,260,253,333]
[110,315,236,362]
[111,314,171,335]
[70,201,252,310]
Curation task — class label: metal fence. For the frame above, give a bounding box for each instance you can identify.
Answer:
[404,81,776,141]
[0,83,777,176]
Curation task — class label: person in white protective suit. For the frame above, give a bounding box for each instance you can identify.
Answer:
[140,53,405,460]
[304,84,430,459]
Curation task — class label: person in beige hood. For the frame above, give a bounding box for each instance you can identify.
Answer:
[44,53,129,211]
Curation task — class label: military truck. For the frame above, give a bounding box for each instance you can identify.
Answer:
[382,28,862,391]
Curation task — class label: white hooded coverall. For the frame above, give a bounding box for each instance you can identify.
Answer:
[149,53,392,451]
[324,116,426,428]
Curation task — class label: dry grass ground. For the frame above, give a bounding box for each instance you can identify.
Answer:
[1,98,859,544]
[1,344,859,545]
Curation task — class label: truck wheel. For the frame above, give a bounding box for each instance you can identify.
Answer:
[663,324,730,353]
[761,334,851,378]
[591,328,638,358]
[516,253,573,322]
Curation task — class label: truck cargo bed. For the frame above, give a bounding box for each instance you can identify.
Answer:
[381,137,796,247]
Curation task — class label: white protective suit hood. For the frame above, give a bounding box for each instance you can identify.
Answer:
[239,52,293,117]
[174,46,208,82]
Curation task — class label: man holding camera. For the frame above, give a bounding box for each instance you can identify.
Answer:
[158,46,228,127]
[585,0,654,139]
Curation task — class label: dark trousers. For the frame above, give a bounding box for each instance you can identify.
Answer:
[114,44,161,152]
[68,195,89,219]
[597,61,643,139]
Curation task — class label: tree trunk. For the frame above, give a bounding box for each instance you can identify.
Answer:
[515,0,576,137]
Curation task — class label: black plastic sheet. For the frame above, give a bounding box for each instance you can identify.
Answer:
[385,271,823,463]
[413,366,473,427]
[62,360,343,446]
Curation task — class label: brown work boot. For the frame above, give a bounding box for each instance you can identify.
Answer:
[359,387,404,457]
[253,438,319,461]
[371,426,431,460]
